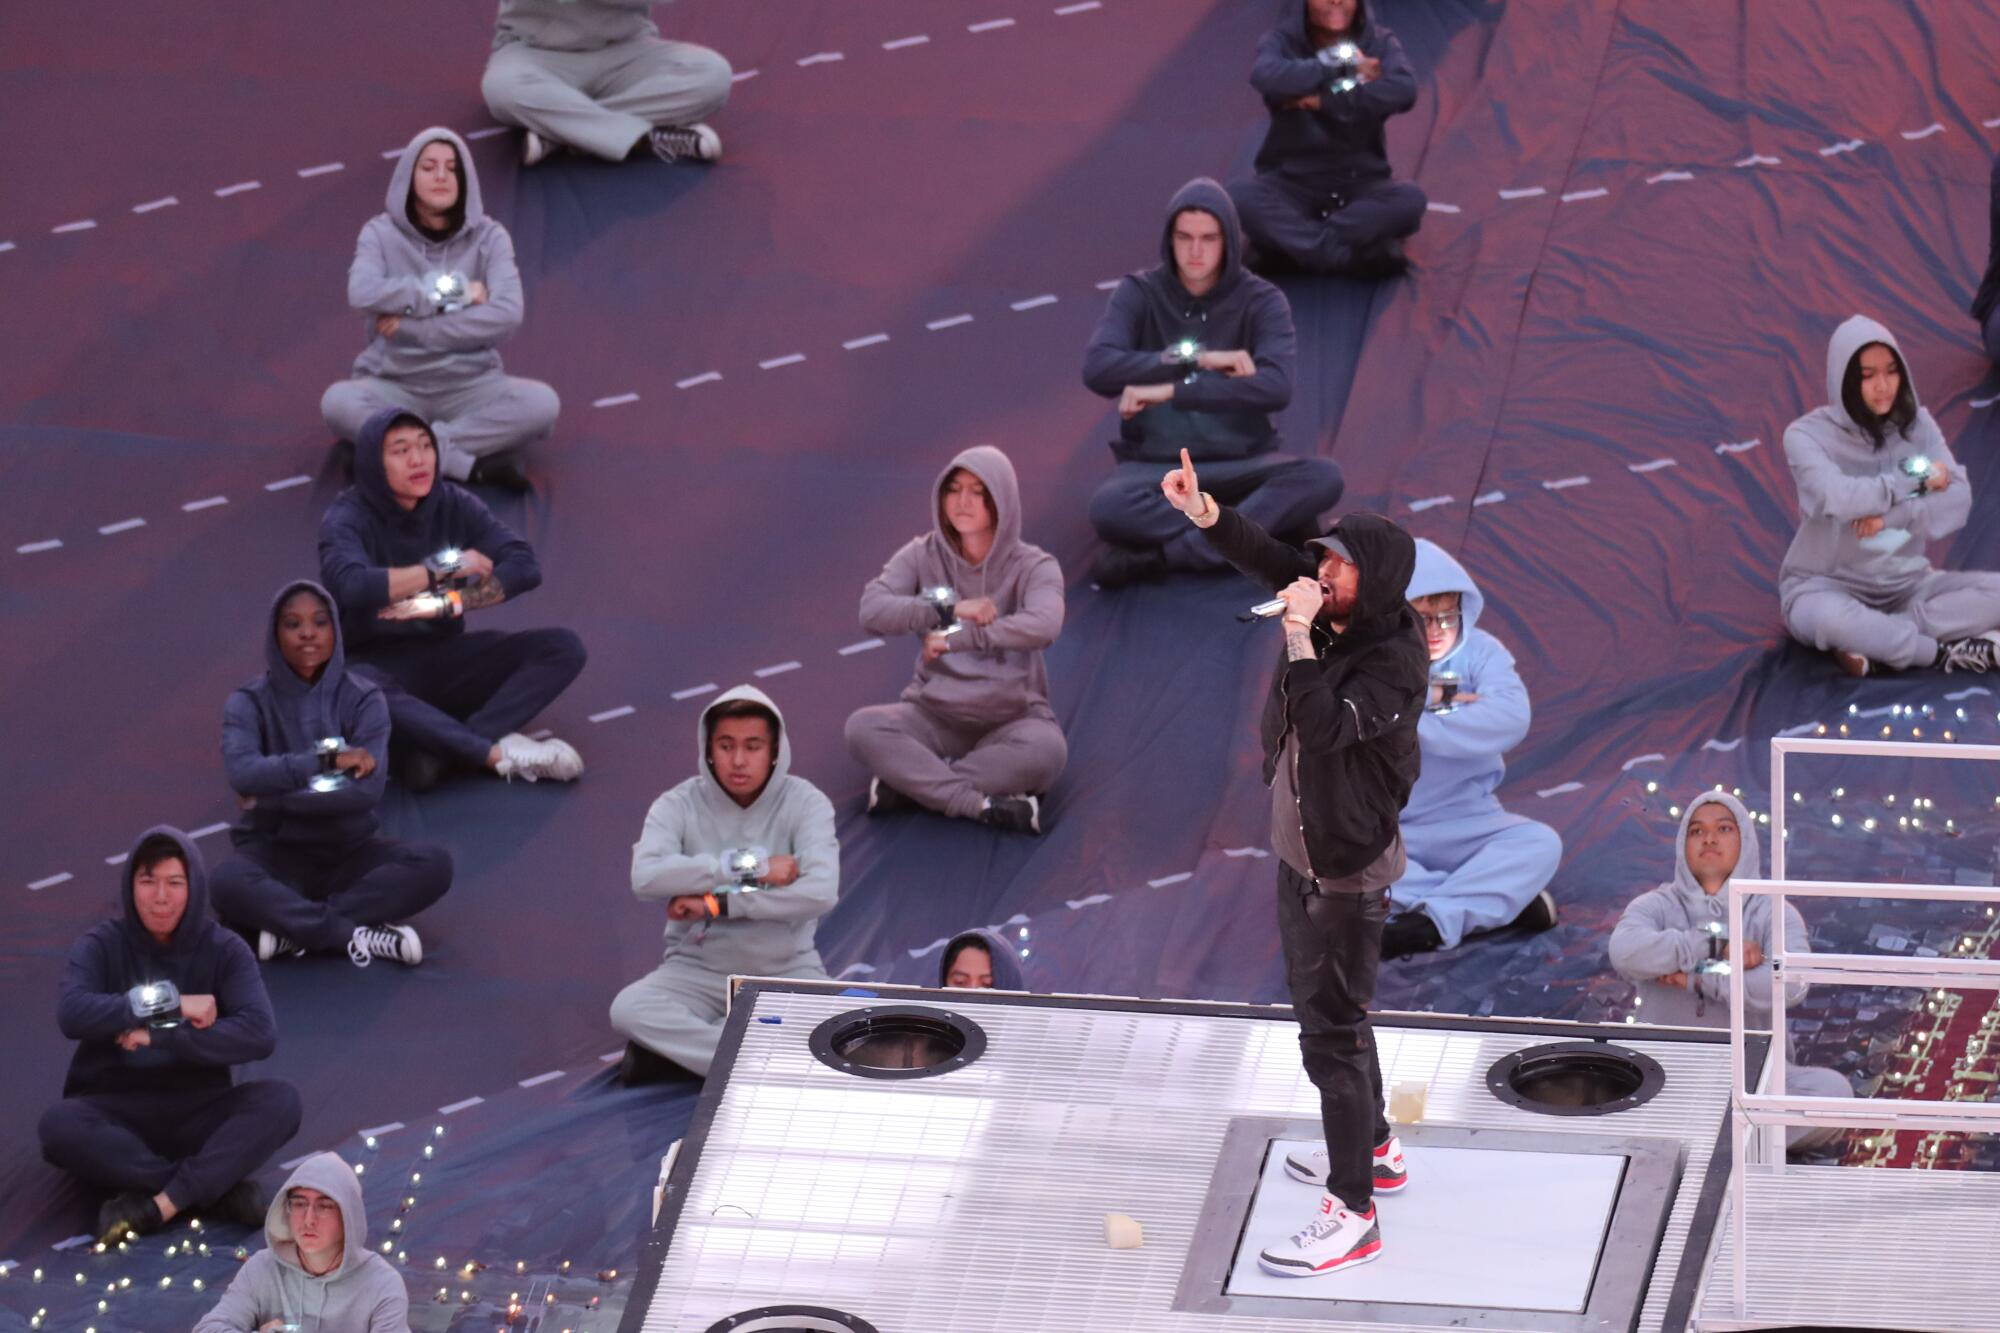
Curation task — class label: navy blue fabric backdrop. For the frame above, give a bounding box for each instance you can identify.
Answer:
[4,1,2000,1327]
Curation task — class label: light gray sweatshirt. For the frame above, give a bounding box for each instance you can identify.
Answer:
[857,446,1064,727]
[194,1152,410,1332]
[1608,792,1811,1028]
[1779,315,1968,612]
[344,127,526,392]
[494,0,661,51]
[631,686,840,978]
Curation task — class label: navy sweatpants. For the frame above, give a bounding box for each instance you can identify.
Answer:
[1089,454,1345,570]
[350,627,586,770]
[38,1081,301,1210]
[212,838,454,952]
[1229,173,1426,274]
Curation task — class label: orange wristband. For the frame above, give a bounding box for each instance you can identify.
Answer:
[703,893,721,918]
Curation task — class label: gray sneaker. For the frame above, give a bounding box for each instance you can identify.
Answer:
[649,123,722,164]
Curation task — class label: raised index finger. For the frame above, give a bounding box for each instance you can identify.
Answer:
[1180,448,1196,486]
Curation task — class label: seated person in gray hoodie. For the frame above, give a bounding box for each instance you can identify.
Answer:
[1609,791,1846,1151]
[1083,178,1343,586]
[1781,315,2000,678]
[211,580,453,968]
[40,829,300,1243]
[846,446,1065,836]
[193,1152,409,1333]
[1229,0,1426,277]
[612,687,838,1079]
[321,128,559,493]
[481,0,730,167]
[939,929,1026,990]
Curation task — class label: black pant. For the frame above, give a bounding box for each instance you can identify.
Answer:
[38,1080,301,1210]
[1275,863,1391,1212]
[1230,172,1427,273]
[212,837,454,951]
[351,627,586,770]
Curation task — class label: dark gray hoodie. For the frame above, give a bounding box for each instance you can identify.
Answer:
[1249,0,1419,187]
[858,445,1064,726]
[193,1152,410,1332]
[1082,178,1297,463]
[345,127,525,392]
[222,580,389,849]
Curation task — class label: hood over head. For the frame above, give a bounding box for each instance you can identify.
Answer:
[1158,177,1246,300]
[1309,511,1417,635]
[353,404,437,518]
[932,445,1022,576]
[385,126,484,241]
[1672,790,1761,900]
[938,928,1026,990]
[697,685,793,812]
[120,825,210,954]
[263,579,346,738]
[1281,0,1371,41]
[1405,538,1485,665]
[1824,314,1920,428]
[265,1151,370,1278]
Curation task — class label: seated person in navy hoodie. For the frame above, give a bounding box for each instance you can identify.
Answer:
[211,580,454,968]
[1228,0,1426,277]
[1976,148,2000,363]
[1083,177,1344,586]
[39,828,301,1243]
[319,407,587,791]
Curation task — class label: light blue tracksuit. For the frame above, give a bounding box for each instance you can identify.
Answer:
[1393,541,1562,947]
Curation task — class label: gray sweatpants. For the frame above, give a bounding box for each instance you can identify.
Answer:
[845,701,1067,821]
[482,38,732,162]
[1784,570,2000,670]
[609,954,825,1077]
[321,371,560,480]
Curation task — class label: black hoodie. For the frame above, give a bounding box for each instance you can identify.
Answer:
[1249,0,1418,189]
[1082,178,1296,463]
[1204,508,1427,879]
[317,407,541,650]
[1973,150,2000,326]
[57,827,279,1099]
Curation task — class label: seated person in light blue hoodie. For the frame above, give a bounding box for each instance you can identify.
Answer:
[211,581,453,968]
[321,129,559,493]
[481,0,730,167]
[1780,315,2000,678]
[1608,792,1846,1152]
[1381,540,1561,958]
[612,687,838,1081]
[193,1152,409,1333]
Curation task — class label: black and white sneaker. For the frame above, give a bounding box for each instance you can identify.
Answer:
[1283,1136,1408,1194]
[257,931,304,962]
[649,123,722,164]
[867,778,915,816]
[1258,1195,1381,1277]
[1939,634,2000,674]
[1512,889,1559,933]
[348,924,423,968]
[978,794,1041,835]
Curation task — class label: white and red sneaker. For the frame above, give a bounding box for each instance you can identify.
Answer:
[1283,1135,1408,1194]
[1258,1194,1382,1277]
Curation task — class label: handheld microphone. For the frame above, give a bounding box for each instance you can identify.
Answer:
[1239,598,1290,623]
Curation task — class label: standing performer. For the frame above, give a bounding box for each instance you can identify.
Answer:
[1160,448,1426,1277]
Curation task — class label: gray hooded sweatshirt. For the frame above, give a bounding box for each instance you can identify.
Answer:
[1779,315,1967,613]
[495,0,659,52]
[193,1152,410,1332]
[858,446,1065,727]
[630,686,839,978]
[1608,793,1811,1028]
[344,128,527,392]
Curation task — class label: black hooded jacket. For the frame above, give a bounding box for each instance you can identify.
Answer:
[1205,508,1427,879]
[317,407,541,651]
[1082,178,1296,463]
[1249,0,1418,189]
[57,827,279,1099]
[1973,150,2000,326]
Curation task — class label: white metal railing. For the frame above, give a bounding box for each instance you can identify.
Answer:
[1712,736,2000,1326]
